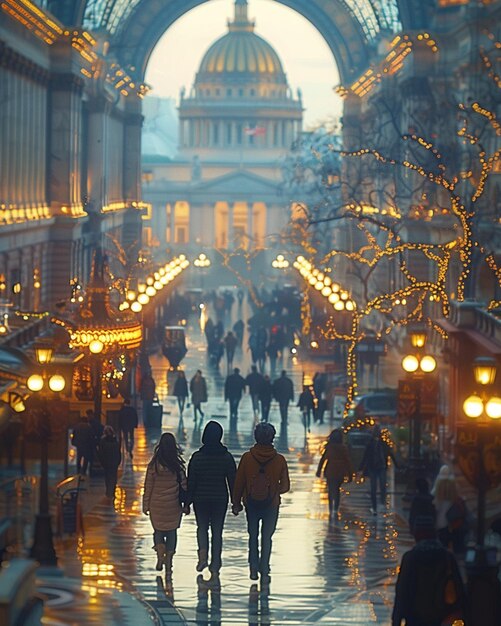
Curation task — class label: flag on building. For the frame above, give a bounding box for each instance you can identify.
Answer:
[244,126,266,136]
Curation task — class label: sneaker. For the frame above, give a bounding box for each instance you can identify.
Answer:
[250,568,259,580]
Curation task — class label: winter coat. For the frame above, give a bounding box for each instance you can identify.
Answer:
[297,390,315,410]
[233,444,290,508]
[187,443,236,504]
[316,442,353,484]
[190,375,208,404]
[97,435,121,471]
[143,462,187,531]
[173,376,189,398]
[224,334,238,353]
[72,421,95,455]
[272,375,294,404]
[140,376,156,402]
[246,371,264,395]
[118,405,138,432]
[258,378,273,403]
[392,539,466,626]
[409,493,436,536]
[359,436,396,474]
[224,373,246,400]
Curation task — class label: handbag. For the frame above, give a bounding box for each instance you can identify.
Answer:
[446,498,466,531]
[441,556,463,626]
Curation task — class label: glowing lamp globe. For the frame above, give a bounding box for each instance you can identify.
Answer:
[145,286,156,297]
[486,397,501,420]
[89,339,104,354]
[420,355,437,373]
[48,374,66,393]
[334,300,345,311]
[463,395,484,419]
[130,301,142,313]
[27,374,44,392]
[137,293,150,305]
[402,355,419,373]
[35,345,53,365]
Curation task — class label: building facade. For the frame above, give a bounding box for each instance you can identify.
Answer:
[141,0,303,252]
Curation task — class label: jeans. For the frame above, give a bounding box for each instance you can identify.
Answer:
[77,449,92,475]
[193,403,204,420]
[121,429,134,455]
[368,468,387,510]
[278,402,289,424]
[228,397,240,420]
[245,503,279,575]
[104,468,118,499]
[327,479,343,510]
[153,529,177,552]
[301,408,311,431]
[251,393,260,414]
[261,400,270,422]
[177,396,186,416]
[194,501,228,573]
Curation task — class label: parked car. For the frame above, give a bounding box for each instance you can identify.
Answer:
[348,390,397,424]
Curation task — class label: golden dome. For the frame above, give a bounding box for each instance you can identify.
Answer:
[197,0,286,81]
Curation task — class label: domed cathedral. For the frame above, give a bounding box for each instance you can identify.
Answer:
[142,0,303,251]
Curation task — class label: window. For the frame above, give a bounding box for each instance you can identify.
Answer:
[216,88,220,96]
[236,124,243,145]
[250,88,255,96]
[206,89,210,96]
[226,123,232,145]
[213,123,219,145]
[238,88,244,97]
[227,88,232,97]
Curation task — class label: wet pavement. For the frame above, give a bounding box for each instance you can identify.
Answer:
[44,297,420,626]
[2,296,427,625]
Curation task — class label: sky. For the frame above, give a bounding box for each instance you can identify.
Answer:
[145,0,343,130]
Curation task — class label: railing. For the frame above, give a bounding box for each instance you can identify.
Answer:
[449,300,501,345]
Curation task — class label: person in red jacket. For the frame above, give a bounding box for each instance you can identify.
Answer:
[232,423,290,586]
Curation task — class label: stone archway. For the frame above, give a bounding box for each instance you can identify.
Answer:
[111,0,371,85]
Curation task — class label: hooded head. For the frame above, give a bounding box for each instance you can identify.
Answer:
[103,425,115,438]
[202,420,223,445]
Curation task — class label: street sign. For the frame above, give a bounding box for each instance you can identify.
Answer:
[397,379,418,420]
[456,423,501,489]
[420,377,438,417]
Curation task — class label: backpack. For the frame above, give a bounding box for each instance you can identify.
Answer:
[412,549,458,623]
[247,452,275,509]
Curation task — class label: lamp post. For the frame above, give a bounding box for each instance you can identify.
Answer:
[194,253,211,289]
[400,329,437,477]
[459,356,501,626]
[26,344,66,566]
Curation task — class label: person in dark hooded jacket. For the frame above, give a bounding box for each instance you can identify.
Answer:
[97,425,121,500]
[187,421,236,585]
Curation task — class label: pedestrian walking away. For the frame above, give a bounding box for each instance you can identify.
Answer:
[392,519,467,626]
[173,370,189,418]
[224,367,246,422]
[118,398,139,459]
[297,385,315,433]
[72,414,95,475]
[97,426,121,501]
[259,375,273,422]
[223,331,238,372]
[316,429,353,516]
[432,465,469,555]
[143,433,189,579]
[232,422,290,587]
[272,370,294,425]
[359,423,398,515]
[140,372,156,425]
[233,319,244,345]
[408,478,437,542]
[190,370,208,421]
[187,421,236,586]
[246,365,264,416]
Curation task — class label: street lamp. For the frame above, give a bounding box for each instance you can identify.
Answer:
[401,333,437,475]
[458,356,501,626]
[271,254,289,269]
[27,344,66,566]
[194,253,211,289]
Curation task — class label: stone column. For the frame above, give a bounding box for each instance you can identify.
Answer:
[48,71,84,213]
[123,100,143,202]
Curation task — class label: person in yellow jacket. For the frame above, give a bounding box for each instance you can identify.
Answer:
[232,422,290,586]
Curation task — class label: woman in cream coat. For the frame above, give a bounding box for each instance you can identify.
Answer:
[143,433,188,576]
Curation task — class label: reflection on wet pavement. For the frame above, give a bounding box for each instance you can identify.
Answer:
[35,305,415,624]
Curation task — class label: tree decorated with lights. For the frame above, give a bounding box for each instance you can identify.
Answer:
[287,33,501,413]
